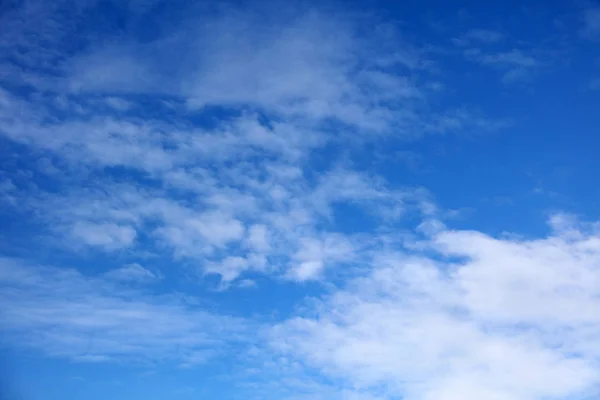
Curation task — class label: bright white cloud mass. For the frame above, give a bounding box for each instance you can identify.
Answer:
[272,218,600,399]
[0,1,599,400]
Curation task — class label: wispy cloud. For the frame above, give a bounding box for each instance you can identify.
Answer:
[452,28,505,46]
[0,257,249,365]
[582,5,600,38]
[472,49,539,68]
[103,263,157,283]
[464,48,543,83]
[70,221,137,251]
[19,4,427,132]
[0,1,503,135]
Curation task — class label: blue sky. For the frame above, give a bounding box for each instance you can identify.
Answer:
[1,0,600,399]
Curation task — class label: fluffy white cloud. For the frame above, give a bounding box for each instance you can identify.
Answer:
[271,216,600,399]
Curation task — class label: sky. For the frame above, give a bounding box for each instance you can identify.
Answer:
[0,0,600,399]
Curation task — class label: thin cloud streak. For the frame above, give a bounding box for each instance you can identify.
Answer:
[0,257,250,365]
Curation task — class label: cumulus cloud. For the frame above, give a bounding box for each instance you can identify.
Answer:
[271,216,600,400]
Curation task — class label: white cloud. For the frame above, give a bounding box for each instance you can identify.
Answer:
[0,87,324,173]
[0,257,249,365]
[461,47,551,84]
[0,4,505,292]
[166,210,246,250]
[480,50,539,68]
[102,96,132,111]
[70,221,137,250]
[0,105,438,281]
[205,256,251,283]
[310,168,430,221]
[0,2,506,276]
[289,235,355,281]
[0,176,17,205]
[68,45,158,94]
[0,2,498,138]
[104,263,157,283]
[0,4,598,399]
[247,224,271,253]
[291,260,325,281]
[60,7,424,132]
[271,216,600,399]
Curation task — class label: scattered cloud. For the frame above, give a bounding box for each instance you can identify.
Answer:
[1,2,597,399]
[1,64,444,284]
